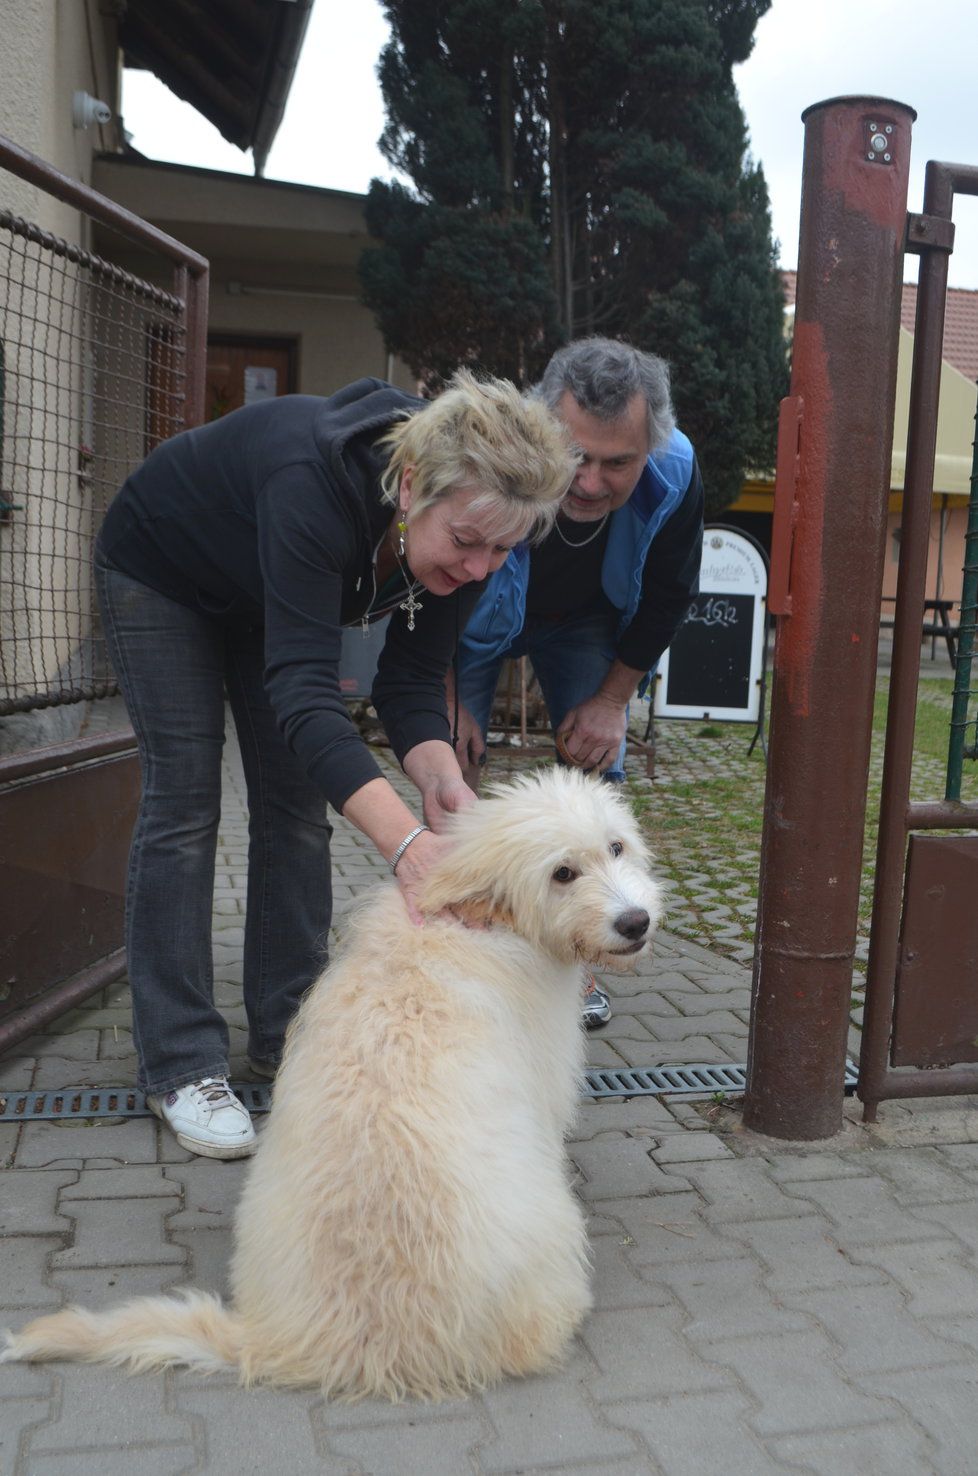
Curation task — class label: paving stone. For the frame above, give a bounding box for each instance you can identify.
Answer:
[856,1364,978,1474]
[325,1413,486,1476]
[15,1119,158,1169]
[720,1216,893,1293]
[0,1238,63,1307]
[0,1170,75,1234]
[50,1264,188,1306]
[51,1196,187,1269]
[908,1197,978,1258]
[651,1133,733,1164]
[675,1160,820,1222]
[20,1029,102,1059]
[172,1381,337,1475]
[765,1151,873,1183]
[848,1239,978,1318]
[653,1256,811,1343]
[600,988,682,1016]
[0,1395,56,1475]
[60,1167,179,1201]
[569,1133,688,1200]
[705,1326,898,1436]
[28,1056,127,1089]
[478,1347,641,1470]
[602,1193,746,1267]
[574,1098,688,1136]
[23,1444,199,1475]
[162,1158,248,1231]
[586,1232,677,1311]
[767,1420,939,1475]
[0,1124,20,1169]
[642,1010,745,1040]
[604,1391,787,1476]
[580,1304,733,1399]
[786,1174,969,1245]
[169,1227,234,1298]
[0,1054,35,1089]
[781,1282,971,1373]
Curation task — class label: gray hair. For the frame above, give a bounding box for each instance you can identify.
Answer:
[537,337,676,454]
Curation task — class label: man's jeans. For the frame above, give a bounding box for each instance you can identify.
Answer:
[95,555,332,1095]
[457,609,628,781]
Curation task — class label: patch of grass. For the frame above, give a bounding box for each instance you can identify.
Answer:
[627,669,978,982]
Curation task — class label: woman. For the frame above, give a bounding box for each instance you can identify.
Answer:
[95,371,575,1159]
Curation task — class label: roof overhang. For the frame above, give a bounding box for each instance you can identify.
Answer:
[119,0,314,175]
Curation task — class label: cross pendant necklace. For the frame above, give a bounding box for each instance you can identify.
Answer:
[399,585,423,631]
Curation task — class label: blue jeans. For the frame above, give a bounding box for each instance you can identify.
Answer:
[457,610,628,781]
[95,554,333,1094]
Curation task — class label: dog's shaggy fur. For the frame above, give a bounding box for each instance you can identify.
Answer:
[2,769,662,1400]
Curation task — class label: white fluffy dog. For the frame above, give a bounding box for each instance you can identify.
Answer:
[2,768,662,1400]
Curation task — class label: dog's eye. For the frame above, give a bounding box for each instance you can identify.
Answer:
[552,865,576,884]
[610,841,623,858]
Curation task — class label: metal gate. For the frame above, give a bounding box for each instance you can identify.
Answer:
[744,99,978,1141]
[859,160,978,1119]
[0,135,208,1052]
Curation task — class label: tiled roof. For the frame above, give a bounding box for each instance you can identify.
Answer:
[781,269,978,384]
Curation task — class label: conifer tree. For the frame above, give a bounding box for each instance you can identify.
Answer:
[359,0,787,514]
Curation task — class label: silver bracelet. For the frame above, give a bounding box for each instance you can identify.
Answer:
[389,824,430,874]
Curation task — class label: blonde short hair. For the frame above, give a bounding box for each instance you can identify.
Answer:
[379,370,576,545]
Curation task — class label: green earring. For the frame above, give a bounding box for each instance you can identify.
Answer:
[397,519,407,557]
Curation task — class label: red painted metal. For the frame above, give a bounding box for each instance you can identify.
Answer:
[859,158,978,1118]
[768,396,803,616]
[890,834,978,1067]
[744,97,915,1140]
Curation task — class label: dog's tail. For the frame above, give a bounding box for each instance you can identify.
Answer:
[1,1291,243,1376]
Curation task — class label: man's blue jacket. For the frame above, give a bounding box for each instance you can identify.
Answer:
[459,427,697,697]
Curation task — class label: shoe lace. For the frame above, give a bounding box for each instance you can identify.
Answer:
[194,1076,236,1106]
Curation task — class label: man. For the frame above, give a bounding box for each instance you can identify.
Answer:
[450,337,704,1028]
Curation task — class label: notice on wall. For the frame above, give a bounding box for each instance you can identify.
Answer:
[654,526,768,723]
[244,366,278,404]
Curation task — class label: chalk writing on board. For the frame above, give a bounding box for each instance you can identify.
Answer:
[684,597,739,629]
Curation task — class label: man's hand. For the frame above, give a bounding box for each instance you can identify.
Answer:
[556,693,628,773]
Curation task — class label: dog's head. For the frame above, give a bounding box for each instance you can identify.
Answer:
[421,768,663,970]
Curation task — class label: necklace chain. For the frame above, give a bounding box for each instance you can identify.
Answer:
[553,510,610,548]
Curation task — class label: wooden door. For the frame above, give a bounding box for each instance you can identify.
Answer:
[205,337,295,421]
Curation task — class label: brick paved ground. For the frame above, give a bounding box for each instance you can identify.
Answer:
[4,705,978,1474]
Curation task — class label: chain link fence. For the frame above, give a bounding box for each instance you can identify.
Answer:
[0,210,186,716]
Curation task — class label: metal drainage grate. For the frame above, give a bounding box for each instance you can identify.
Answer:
[0,1064,859,1122]
[583,1061,859,1099]
[0,1084,273,1123]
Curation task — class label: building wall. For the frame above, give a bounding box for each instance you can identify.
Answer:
[0,0,125,749]
[0,0,121,239]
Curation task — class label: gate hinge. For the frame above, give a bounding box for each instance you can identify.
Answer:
[905,213,956,255]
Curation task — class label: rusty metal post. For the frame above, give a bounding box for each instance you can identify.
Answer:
[743,96,915,1140]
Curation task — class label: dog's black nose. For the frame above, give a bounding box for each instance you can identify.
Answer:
[614,908,650,941]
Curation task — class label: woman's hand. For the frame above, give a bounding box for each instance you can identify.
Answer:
[419,774,477,833]
[391,826,455,925]
[402,739,479,834]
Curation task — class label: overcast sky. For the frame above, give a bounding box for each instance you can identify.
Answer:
[122,0,978,290]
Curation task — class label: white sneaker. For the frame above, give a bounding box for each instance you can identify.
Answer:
[147,1076,257,1159]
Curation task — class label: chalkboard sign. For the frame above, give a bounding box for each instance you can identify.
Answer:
[654,527,768,723]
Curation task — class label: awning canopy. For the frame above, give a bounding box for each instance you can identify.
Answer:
[119,0,314,175]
